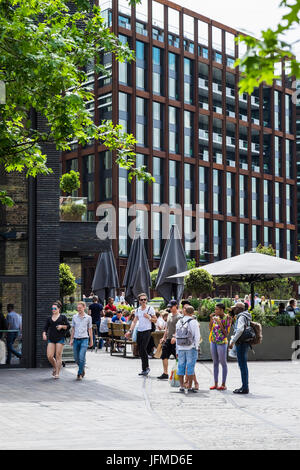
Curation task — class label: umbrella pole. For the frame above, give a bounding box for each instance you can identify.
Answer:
[251,282,255,310]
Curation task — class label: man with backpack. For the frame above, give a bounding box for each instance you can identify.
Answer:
[229,302,252,394]
[172,305,200,393]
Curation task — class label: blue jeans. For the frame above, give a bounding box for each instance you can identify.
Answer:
[177,348,198,376]
[73,338,89,376]
[6,332,21,364]
[236,343,250,390]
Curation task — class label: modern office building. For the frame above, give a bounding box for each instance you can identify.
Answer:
[0,0,297,368]
[61,0,298,283]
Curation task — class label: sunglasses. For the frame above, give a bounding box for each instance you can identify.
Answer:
[52,307,58,310]
[140,298,147,302]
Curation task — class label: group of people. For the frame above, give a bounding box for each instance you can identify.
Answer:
[41,292,254,394]
[154,299,252,394]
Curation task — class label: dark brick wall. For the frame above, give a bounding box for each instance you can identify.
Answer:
[34,116,60,367]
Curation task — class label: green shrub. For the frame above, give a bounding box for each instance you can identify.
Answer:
[185,268,213,297]
[60,170,80,195]
[150,269,159,290]
[59,263,77,300]
[187,298,200,311]
[60,202,86,221]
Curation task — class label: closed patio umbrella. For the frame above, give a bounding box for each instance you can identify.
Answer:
[167,251,300,309]
[91,244,119,304]
[155,225,187,305]
[123,232,151,305]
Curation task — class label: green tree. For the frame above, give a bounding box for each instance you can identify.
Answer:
[60,170,80,195]
[59,263,77,301]
[0,0,153,204]
[150,268,159,290]
[185,268,214,298]
[236,0,300,94]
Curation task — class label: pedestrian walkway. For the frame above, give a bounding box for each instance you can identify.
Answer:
[1,351,300,449]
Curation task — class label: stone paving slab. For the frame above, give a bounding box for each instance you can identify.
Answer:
[0,350,300,450]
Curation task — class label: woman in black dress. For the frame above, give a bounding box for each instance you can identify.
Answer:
[42,301,70,379]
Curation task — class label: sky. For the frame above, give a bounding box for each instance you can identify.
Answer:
[172,0,300,60]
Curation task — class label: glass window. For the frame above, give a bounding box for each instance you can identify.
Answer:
[263,180,272,222]
[136,41,147,90]
[213,169,222,214]
[240,223,248,254]
[199,166,208,213]
[226,172,235,216]
[239,174,247,218]
[227,222,236,258]
[275,182,282,223]
[184,58,193,105]
[136,97,147,147]
[198,20,208,46]
[118,35,130,85]
[152,211,162,258]
[169,106,179,154]
[213,220,222,261]
[153,157,164,205]
[274,91,282,131]
[152,1,164,42]
[184,110,193,157]
[99,151,112,201]
[136,154,147,203]
[169,160,179,206]
[184,163,194,211]
[168,52,179,100]
[119,207,128,256]
[251,177,259,220]
[83,154,95,203]
[153,102,163,150]
[274,136,282,177]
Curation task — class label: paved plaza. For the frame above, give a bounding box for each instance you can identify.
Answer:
[1,351,300,450]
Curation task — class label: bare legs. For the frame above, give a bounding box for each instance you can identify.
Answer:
[47,342,64,378]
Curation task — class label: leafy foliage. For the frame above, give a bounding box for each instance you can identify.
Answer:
[150,268,159,290]
[236,0,300,94]
[0,0,153,203]
[59,263,77,299]
[60,170,80,195]
[60,201,86,221]
[185,268,214,297]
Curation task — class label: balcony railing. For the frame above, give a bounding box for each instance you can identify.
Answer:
[60,197,88,222]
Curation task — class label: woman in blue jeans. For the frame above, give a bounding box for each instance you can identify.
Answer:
[229,302,252,394]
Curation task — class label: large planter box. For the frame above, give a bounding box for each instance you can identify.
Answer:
[198,323,296,361]
[247,326,295,361]
[199,322,212,360]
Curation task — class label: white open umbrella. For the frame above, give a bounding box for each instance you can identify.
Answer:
[168,252,300,308]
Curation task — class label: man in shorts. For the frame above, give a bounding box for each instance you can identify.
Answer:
[157,300,182,380]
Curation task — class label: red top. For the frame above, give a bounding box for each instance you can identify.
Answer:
[104,304,117,313]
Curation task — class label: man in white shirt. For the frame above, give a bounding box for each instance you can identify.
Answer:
[172,305,200,393]
[125,293,157,376]
[70,302,93,380]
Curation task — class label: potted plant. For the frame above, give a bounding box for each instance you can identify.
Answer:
[59,171,86,221]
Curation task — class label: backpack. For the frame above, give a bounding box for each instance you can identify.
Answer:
[176,318,194,347]
[237,314,263,346]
